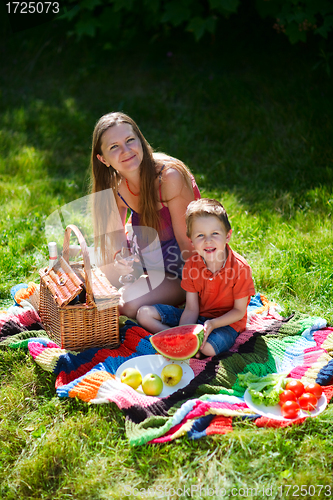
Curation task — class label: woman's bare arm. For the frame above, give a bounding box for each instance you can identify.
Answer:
[160,167,196,262]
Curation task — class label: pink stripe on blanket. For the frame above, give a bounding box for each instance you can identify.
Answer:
[289,365,308,379]
[230,313,281,352]
[313,327,333,346]
[185,400,248,420]
[289,348,329,380]
[189,357,213,376]
[28,341,61,358]
[249,315,278,330]
[230,329,256,352]
[0,313,20,328]
[108,386,160,409]
[15,309,41,326]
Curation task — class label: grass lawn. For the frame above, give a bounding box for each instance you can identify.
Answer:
[0,14,333,500]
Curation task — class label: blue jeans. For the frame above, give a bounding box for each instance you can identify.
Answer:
[154,304,239,355]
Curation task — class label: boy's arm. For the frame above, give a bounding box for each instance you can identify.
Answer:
[202,296,249,348]
[179,291,200,326]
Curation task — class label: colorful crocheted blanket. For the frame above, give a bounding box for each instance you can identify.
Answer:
[1,294,333,446]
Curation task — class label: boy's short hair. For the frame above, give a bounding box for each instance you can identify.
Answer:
[185,198,231,238]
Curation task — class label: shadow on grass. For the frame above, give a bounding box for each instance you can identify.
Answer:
[0,19,332,214]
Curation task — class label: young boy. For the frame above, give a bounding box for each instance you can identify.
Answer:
[136,199,255,357]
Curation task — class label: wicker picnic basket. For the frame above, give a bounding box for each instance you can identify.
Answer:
[39,224,120,351]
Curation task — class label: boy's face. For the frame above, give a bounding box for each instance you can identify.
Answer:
[190,215,232,265]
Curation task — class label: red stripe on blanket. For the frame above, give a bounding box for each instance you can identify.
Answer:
[206,416,233,435]
[255,416,307,428]
[322,385,333,402]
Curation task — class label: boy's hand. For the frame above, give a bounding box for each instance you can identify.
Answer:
[202,319,215,348]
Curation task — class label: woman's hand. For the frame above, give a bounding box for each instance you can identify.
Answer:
[113,253,134,276]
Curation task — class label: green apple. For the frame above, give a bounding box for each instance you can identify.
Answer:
[120,367,142,390]
[161,364,183,387]
[142,373,163,396]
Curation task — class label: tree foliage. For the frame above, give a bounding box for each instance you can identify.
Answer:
[256,0,333,44]
[59,0,333,47]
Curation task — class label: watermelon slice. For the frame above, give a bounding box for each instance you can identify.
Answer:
[150,324,204,360]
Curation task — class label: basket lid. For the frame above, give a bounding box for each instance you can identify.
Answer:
[91,267,120,303]
[39,256,83,307]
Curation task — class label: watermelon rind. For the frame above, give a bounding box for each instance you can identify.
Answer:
[150,324,204,360]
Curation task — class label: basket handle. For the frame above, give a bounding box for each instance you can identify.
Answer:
[62,224,94,304]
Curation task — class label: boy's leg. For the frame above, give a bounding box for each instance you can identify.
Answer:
[198,321,239,357]
[198,342,216,357]
[136,304,183,334]
[136,305,165,333]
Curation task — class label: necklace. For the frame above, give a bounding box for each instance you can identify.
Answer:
[126,178,139,196]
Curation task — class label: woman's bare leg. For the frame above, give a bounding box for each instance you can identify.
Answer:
[118,271,185,319]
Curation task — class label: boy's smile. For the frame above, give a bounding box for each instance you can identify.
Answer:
[190,216,232,273]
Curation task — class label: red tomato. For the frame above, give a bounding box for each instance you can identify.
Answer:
[304,382,323,399]
[298,392,318,411]
[281,400,300,419]
[279,390,297,406]
[285,379,304,398]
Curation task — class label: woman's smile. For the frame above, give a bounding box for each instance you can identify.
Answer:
[122,154,136,163]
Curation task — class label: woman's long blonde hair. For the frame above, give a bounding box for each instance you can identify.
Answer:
[90,112,194,260]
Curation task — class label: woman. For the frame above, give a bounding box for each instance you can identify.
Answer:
[91,111,200,318]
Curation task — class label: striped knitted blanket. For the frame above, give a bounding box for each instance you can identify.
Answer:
[1,294,333,446]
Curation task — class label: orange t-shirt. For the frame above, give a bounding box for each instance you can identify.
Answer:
[181,244,255,333]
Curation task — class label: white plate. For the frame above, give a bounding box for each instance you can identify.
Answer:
[116,354,194,398]
[244,389,327,421]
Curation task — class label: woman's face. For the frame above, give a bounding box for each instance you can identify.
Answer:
[97,123,144,176]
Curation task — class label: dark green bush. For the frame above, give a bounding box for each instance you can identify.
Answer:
[256,0,333,43]
[58,0,333,46]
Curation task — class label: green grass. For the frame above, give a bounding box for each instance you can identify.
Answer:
[1,20,333,499]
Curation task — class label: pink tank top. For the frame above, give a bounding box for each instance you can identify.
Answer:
[118,166,201,278]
